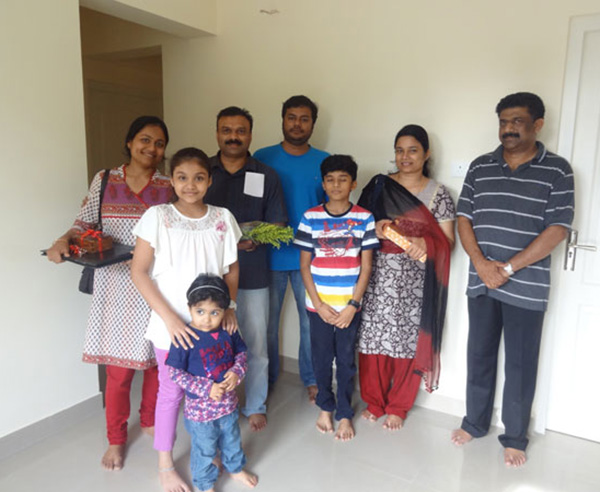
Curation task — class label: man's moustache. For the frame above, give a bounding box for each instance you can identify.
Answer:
[225,139,242,145]
[502,133,520,139]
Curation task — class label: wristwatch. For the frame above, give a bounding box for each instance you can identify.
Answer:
[503,263,515,276]
[229,300,237,311]
[347,299,361,309]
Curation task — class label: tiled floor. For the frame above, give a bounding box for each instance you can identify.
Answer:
[1,372,599,492]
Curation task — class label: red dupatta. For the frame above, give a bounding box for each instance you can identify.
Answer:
[358,174,451,392]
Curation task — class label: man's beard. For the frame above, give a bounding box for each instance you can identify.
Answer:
[283,129,311,146]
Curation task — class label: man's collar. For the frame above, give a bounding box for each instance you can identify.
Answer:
[280,141,311,156]
[211,151,256,173]
[493,141,546,164]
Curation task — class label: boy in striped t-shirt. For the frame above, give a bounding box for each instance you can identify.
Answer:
[295,155,379,441]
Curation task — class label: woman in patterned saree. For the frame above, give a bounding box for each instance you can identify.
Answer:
[46,116,171,470]
[357,124,455,430]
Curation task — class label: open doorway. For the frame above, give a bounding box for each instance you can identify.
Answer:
[80,7,164,184]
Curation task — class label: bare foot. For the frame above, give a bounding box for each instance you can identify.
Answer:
[101,444,125,470]
[158,450,191,492]
[316,411,334,434]
[231,469,258,488]
[248,413,267,432]
[158,467,191,492]
[504,447,527,468]
[383,414,404,431]
[334,418,355,441]
[361,409,378,422]
[141,426,155,437]
[451,428,473,446]
[307,385,318,404]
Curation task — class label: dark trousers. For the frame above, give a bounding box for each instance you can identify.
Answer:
[461,295,545,451]
[308,311,360,420]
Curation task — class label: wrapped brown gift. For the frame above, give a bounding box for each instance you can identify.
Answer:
[72,230,113,254]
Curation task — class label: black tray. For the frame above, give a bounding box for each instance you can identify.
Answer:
[42,243,133,268]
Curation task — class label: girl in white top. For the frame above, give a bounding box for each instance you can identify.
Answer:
[132,147,242,492]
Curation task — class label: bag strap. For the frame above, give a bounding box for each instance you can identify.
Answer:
[97,169,111,231]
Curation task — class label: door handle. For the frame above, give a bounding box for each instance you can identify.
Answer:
[564,229,597,271]
[571,244,597,252]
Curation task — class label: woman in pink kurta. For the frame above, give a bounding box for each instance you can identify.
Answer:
[46,116,171,471]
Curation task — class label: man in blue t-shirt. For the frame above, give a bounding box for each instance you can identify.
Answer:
[254,95,329,402]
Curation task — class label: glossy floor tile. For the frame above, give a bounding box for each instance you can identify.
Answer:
[1,372,599,492]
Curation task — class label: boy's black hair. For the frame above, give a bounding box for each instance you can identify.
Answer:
[320,154,358,181]
[281,95,318,122]
[216,106,254,131]
[495,92,545,121]
[186,274,231,309]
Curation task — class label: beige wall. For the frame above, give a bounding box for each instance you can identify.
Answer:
[0,0,95,438]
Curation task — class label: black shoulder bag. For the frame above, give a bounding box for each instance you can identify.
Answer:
[79,169,111,294]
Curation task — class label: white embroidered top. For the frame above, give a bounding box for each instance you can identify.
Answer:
[133,204,242,349]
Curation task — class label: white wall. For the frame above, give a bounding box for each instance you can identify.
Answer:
[0,0,95,438]
[158,0,600,417]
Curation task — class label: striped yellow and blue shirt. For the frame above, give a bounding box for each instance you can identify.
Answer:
[294,203,379,312]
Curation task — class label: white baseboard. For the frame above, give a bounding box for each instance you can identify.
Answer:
[407,387,544,436]
[280,355,543,434]
[414,389,465,419]
[280,355,300,376]
[0,394,103,462]
[281,354,466,416]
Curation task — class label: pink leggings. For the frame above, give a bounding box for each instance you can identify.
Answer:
[153,347,184,452]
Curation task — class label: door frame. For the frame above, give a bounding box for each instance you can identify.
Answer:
[557,13,600,158]
[535,12,600,435]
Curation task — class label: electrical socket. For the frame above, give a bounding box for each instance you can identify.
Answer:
[451,162,468,178]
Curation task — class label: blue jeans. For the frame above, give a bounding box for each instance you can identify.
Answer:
[237,287,269,416]
[268,270,316,387]
[185,410,245,491]
[308,310,360,421]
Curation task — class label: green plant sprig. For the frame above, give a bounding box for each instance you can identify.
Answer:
[241,222,294,249]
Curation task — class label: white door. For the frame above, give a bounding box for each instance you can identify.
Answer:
[544,14,600,442]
